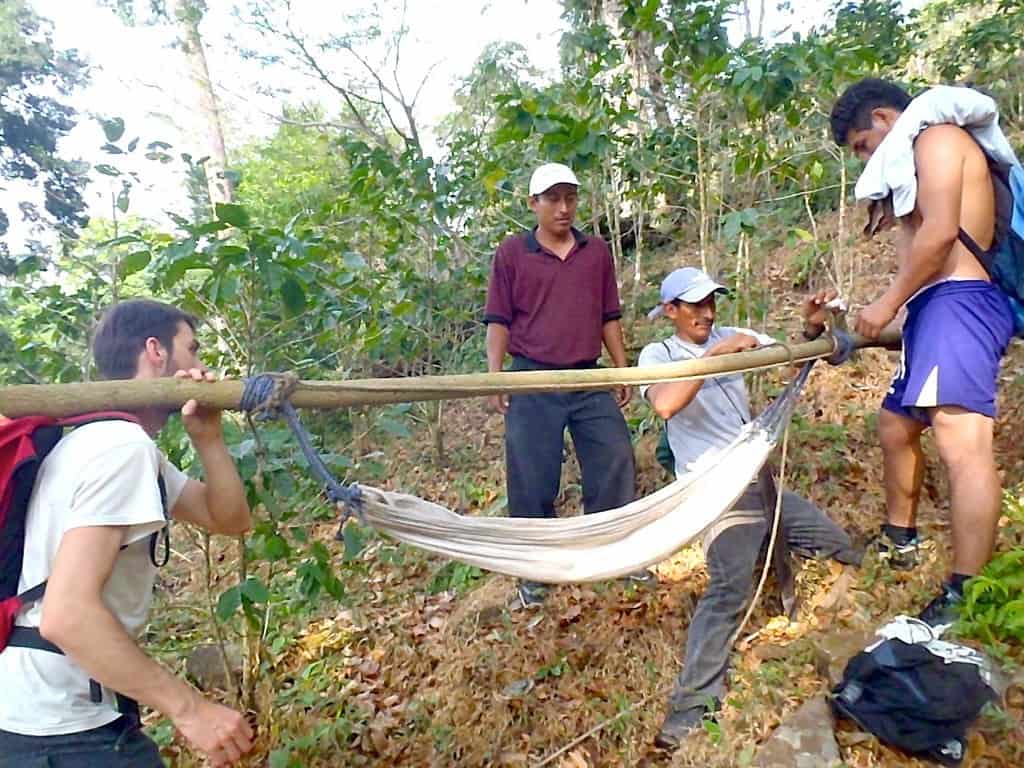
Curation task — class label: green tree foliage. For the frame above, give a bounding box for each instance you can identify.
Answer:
[0,0,89,255]
[4,0,1024,741]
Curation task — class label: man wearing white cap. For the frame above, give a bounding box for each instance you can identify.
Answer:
[638,268,860,750]
[484,163,643,608]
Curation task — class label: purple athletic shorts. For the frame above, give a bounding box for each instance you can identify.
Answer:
[882,280,1013,424]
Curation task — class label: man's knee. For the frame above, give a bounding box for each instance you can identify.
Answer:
[930,407,994,469]
[878,408,923,455]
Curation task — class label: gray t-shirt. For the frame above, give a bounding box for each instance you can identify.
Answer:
[638,327,776,477]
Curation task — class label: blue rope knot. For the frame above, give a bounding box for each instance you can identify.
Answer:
[827,329,855,366]
[241,373,363,532]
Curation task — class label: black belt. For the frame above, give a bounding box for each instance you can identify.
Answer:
[7,626,139,718]
[511,356,599,370]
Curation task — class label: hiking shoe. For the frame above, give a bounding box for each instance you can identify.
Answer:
[653,704,718,751]
[513,580,548,609]
[867,528,929,571]
[620,569,659,588]
[918,585,963,634]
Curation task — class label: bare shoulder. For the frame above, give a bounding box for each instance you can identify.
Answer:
[914,124,976,157]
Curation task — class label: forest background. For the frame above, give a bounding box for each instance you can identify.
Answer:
[2,0,1024,765]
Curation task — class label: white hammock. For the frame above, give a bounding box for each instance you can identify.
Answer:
[354,364,813,584]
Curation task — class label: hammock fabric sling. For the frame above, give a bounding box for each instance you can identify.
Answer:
[336,362,813,583]
[0,329,899,583]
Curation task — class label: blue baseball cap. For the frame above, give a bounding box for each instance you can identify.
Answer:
[648,267,728,319]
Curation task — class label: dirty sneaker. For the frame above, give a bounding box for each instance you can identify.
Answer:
[513,580,548,609]
[918,584,964,634]
[867,526,929,571]
[654,703,718,751]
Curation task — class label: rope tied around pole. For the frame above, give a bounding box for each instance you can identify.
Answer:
[241,373,363,533]
[826,329,855,366]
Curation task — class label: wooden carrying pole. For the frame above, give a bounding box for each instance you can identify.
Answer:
[0,330,900,419]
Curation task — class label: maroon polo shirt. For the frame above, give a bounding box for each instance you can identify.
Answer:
[484,227,622,366]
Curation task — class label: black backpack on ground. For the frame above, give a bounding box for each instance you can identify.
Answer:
[831,637,997,766]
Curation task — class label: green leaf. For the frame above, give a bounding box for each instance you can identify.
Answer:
[280,277,307,316]
[343,522,367,562]
[100,117,125,143]
[119,250,151,277]
[116,184,131,213]
[216,586,241,621]
[215,203,251,228]
[377,417,411,438]
[240,576,270,604]
[102,143,124,154]
[195,220,230,236]
[102,234,142,247]
[264,534,291,560]
[343,251,366,270]
[126,137,139,153]
[793,228,815,243]
[94,164,121,177]
[269,749,291,768]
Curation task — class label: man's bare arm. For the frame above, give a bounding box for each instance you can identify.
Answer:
[601,319,629,368]
[168,370,250,535]
[882,126,965,309]
[39,526,252,766]
[645,333,760,419]
[855,126,966,337]
[485,322,511,414]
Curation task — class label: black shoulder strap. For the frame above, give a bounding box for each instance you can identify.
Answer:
[149,473,170,568]
[958,227,992,276]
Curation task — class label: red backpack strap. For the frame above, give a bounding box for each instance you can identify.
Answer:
[56,411,140,428]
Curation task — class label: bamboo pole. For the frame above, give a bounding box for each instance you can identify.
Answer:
[0,330,900,419]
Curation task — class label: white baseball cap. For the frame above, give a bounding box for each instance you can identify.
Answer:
[648,267,729,319]
[529,163,580,196]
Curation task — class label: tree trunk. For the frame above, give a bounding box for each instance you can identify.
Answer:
[171,0,232,207]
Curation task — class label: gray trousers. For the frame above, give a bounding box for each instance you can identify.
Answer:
[504,357,635,521]
[668,484,860,714]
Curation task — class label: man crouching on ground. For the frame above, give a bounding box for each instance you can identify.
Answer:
[637,268,861,750]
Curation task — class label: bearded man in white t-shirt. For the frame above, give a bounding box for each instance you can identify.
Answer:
[0,299,254,767]
[637,268,862,751]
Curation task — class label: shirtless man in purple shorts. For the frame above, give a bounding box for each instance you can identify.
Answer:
[831,79,1014,629]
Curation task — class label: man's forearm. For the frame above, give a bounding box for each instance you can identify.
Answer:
[43,597,199,722]
[194,440,250,533]
[602,319,628,367]
[881,223,955,310]
[486,322,509,372]
[646,380,704,420]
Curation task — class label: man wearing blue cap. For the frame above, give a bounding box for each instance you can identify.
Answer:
[638,268,861,750]
[484,163,644,608]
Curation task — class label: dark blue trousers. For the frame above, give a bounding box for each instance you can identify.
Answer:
[504,357,635,520]
[0,717,164,767]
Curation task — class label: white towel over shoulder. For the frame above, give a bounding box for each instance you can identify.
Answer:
[854,85,1020,217]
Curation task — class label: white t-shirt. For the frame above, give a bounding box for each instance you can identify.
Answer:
[638,326,776,477]
[0,421,188,736]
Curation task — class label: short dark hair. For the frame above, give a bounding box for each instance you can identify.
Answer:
[830,78,912,146]
[92,299,198,380]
